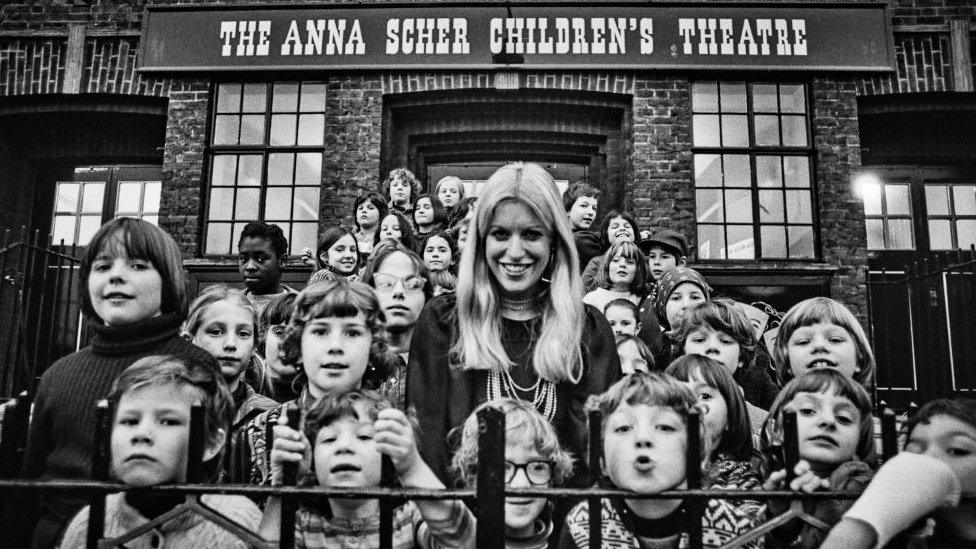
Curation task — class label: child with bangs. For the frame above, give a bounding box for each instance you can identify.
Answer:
[560,372,760,548]
[59,355,260,548]
[616,333,654,374]
[231,279,391,485]
[308,227,361,284]
[254,291,300,403]
[434,175,466,226]
[761,368,876,549]
[379,212,418,252]
[413,193,449,240]
[672,298,779,411]
[452,398,575,548]
[583,241,648,313]
[260,390,474,548]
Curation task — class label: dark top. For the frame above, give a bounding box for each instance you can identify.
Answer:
[406,293,621,486]
[20,313,219,548]
[572,229,604,274]
[733,348,780,411]
[637,293,668,369]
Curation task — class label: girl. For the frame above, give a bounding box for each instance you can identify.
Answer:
[583,240,648,312]
[378,211,418,252]
[615,333,654,374]
[183,285,277,432]
[254,292,300,403]
[420,230,458,274]
[308,226,360,284]
[21,217,219,547]
[413,193,448,240]
[580,210,642,292]
[58,355,261,549]
[603,298,642,342]
[772,296,876,389]
[408,162,619,485]
[382,167,422,217]
[230,279,391,485]
[434,175,466,225]
[761,368,876,549]
[353,192,388,261]
[672,298,779,410]
[649,266,712,368]
[452,398,575,548]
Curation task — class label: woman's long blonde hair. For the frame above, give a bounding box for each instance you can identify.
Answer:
[453,162,584,383]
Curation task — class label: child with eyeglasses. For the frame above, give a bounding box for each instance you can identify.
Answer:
[452,398,575,548]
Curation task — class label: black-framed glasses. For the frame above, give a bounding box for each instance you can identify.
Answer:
[504,460,553,485]
[371,273,426,293]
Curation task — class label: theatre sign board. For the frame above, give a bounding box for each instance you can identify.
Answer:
[139,2,893,72]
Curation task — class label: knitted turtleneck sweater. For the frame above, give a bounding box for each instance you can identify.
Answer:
[20,312,220,546]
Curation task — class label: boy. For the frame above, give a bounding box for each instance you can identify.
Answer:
[560,372,759,548]
[59,355,261,548]
[604,298,642,342]
[237,221,297,317]
[563,182,602,271]
[637,227,689,350]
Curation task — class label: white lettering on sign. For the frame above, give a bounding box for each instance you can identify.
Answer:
[385,18,470,54]
[280,19,365,55]
[678,18,808,56]
[489,17,648,55]
[220,20,271,56]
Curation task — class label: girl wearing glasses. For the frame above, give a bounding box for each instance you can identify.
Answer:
[407,162,620,488]
[452,398,574,548]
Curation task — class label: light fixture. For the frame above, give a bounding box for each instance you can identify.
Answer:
[853,172,882,200]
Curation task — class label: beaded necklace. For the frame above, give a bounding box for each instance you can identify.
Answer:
[487,368,557,421]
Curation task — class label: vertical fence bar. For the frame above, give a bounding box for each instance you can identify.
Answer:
[475,406,504,549]
[86,399,112,549]
[43,241,67,379]
[379,456,395,549]
[685,409,703,549]
[30,235,54,385]
[0,399,21,478]
[280,403,301,549]
[186,403,205,484]
[783,410,799,484]
[881,408,898,461]
[5,229,28,396]
[587,409,602,549]
[62,242,79,352]
[0,230,12,396]
[16,231,40,393]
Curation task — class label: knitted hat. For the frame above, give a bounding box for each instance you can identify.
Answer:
[639,227,689,258]
[653,266,712,328]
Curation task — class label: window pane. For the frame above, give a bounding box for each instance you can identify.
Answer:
[270,114,297,146]
[759,190,785,222]
[297,114,325,146]
[295,153,322,187]
[208,188,235,221]
[272,82,299,112]
[264,187,292,220]
[925,185,949,215]
[116,182,142,213]
[757,156,783,187]
[862,180,883,215]
[957,220,976,248]
[754,115,780,146]
[235,188,260,220]
[725,189,753,223]
[78,216,102,245]
[865,219,884,249]
[237,156,263,186]
[143,182,161,213]
[293,187,320,221]
[783,156,811,188]
[56,183,79,213]
[724,155,751,187]
[239,114,266,145]
[952,185,976,215]
[212,115,239,145]
[887,219,914,250]
[300,83,327,112]
[693,114,720,147]
[206,223,232,255]
[721,115,748,147]
[885,184,911,216]
[788,226,815,258]
[216,83,242,113]
[786,190,813,223]
[727,225,755,259]
[696,189,724,222]
[52,215,75,244]
[270,223,290,252]
[211,155,237,186]
[232,223,247,252]
[692,82,719,112]
[292,222,318,255]
[267,153,295,186]
[694,154,722,187]
[143,216,158,226]
[720,82,747,112]
[697,224,726,259]
[929,219,952,250]
[781,116,808,146]
[780,84,806,113]
[761,225,787,258]
[82,183,105,213]
[241,83,267,112]
[752,84,778,113]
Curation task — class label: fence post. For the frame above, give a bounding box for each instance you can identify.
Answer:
[186,403,205,484]
[280,402,301,549]
[881,407,898,461]
[783,410,800,484]
[86,399,112,549]
[379,456,395,549]
[685,409,703,549]
[475,405,504,549]
[587,409,602,549]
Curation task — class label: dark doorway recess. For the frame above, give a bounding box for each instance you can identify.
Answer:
[381,88,632,214]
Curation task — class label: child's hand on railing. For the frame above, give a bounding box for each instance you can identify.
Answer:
[374,408,422,481]
[300,247,316,267]
[269,412,311,486]
[763,459,830,515]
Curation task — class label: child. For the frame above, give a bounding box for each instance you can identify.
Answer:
[452,398,575,548]
[563,182,602,271]
[383,167,422,216]
[308,226,361,284]
[353,192,388,260]
[583,241,648,312]
[761,368,876,549]
[434,175,466,225]
[59,355,261,548]
[183,285,277,432]
[20,217,219,547]
[420,230,457,274]
[254,292,300,403]
[428,270,457,297]
[231,279,391,485]
[560,372,759,548]
[616,334,654,374]
[413,193,448,239]
[672,298,779,410]
[378,211,418,252]
[603,298,642,342]
[771,297,875,389]
[238,221,297,317]
[649,266,712,367]
[581,210,642,292]
[260,390,474,547]
[635,227,690,356]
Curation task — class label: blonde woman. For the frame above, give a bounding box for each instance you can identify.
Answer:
[407,162,620,483]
